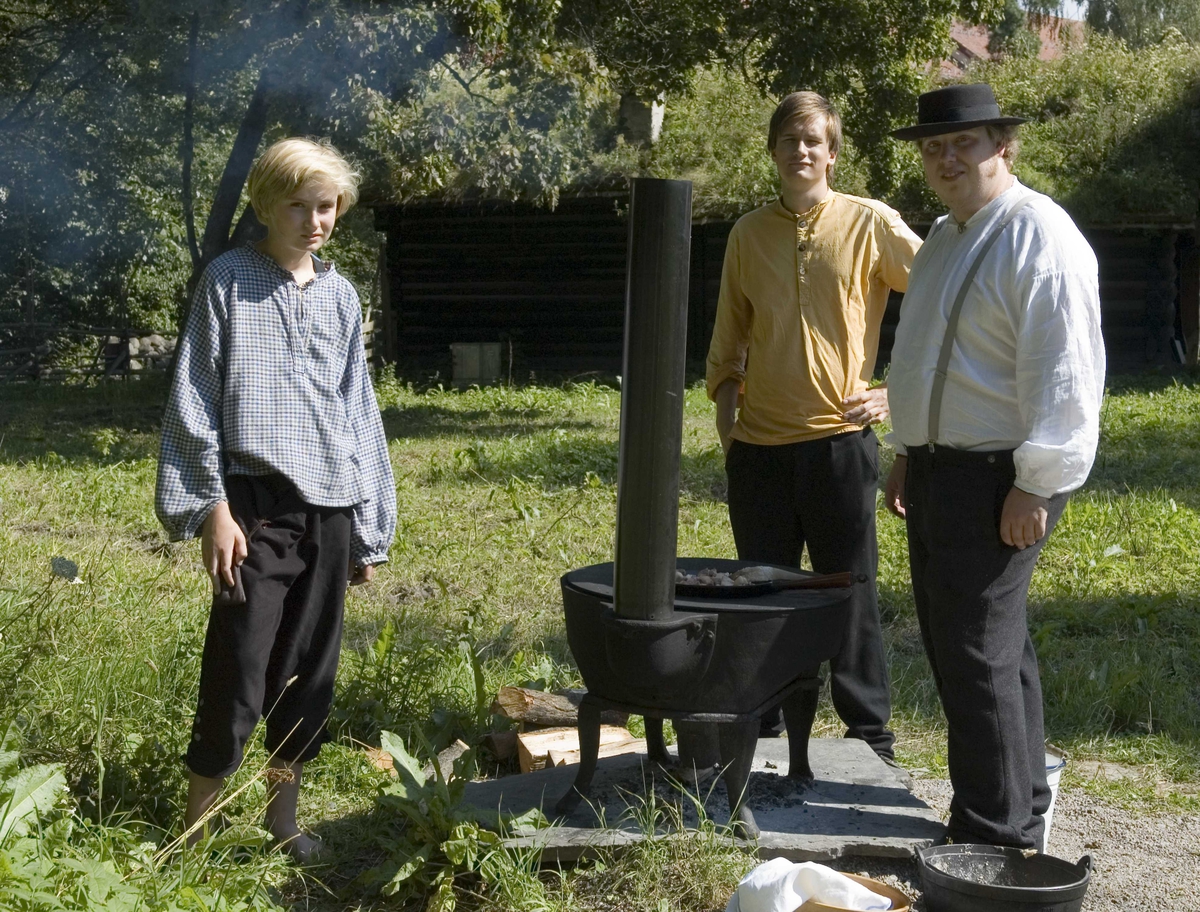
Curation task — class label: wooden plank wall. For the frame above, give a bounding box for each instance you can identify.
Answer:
[375,196,629,377]
[376,199,1192,377]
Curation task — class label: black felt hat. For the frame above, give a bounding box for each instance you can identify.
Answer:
[891,84,1026,141]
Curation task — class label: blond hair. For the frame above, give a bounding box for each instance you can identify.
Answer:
[248,137,360,220]
[985,123,1021,166]
[768,91,843,181]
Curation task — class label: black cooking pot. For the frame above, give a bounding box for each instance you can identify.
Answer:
[918,845,1092,912]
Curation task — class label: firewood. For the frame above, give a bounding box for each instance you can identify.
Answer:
[516,724,644,773]
[482,730,518,761]
[490,686,628,728]
[422,739,471,782]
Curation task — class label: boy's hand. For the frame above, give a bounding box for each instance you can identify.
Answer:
[842,386,889,426]
[714,378,740,456]
[201,501,248,593]
[349,562,376,586]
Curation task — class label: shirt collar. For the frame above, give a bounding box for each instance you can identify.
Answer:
[770,191,836,222]
[960,178,1027,230]
[244,243,336,284]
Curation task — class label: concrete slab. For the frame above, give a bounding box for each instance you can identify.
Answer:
[462,738,945,862]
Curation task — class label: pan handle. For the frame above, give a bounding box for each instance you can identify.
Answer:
[774,571,854,590]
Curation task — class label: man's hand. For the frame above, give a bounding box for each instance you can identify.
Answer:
[201,501,247,594]
[348,562,376,586]
[885,455,907,518]
[1000,487,1050,550]
[714,378,740,456]
[842,386,889,426]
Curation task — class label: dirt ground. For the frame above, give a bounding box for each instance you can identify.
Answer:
[829,778,1200,911]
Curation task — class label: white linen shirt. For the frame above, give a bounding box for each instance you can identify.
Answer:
[886,180,1105,497]
[155,245,397,566]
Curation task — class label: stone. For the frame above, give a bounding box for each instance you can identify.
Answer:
[461,738,944,863]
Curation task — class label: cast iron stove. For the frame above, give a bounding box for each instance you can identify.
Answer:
[553,179,853,837]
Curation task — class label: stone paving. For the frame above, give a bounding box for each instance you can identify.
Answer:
[462,737,945,862]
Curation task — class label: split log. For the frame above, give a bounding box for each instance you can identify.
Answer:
[482,730,518,761]
[516,725,644,774]
[422,739,471,782]
[490,686,628,728]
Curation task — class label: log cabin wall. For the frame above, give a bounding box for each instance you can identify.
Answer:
[373,196,629,378]
[374,199,1194,377]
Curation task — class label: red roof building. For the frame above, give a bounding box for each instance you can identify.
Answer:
[941,15,1085,78]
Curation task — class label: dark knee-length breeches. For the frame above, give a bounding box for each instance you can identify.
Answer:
[186,473,352,779]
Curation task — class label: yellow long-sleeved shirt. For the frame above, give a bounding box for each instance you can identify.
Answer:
[706,193,922,445]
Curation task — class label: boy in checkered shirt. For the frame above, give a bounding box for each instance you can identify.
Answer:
[156,137,396,861]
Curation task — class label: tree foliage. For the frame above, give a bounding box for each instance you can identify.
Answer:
[2,0,1194,332]
[977,29,1200,221]
[990,0,1044,58]
[1028,0,1200,44]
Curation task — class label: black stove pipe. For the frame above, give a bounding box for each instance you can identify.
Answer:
[612,178,693,621]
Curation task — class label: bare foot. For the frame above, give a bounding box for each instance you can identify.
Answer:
[275,829,324,864]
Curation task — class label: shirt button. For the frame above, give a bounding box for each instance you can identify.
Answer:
[987,455,996,463]
[799,220,808,228]
[798,243,807,252]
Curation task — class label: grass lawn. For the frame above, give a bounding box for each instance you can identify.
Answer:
[0,370,1197,910]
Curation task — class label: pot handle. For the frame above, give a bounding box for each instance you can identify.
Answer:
[1076,855,1093,874]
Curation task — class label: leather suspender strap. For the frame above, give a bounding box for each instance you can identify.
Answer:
[926,195,1036,448]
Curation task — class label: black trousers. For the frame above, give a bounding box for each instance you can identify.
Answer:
[905,446,1066,848]
[726,429,894,760]
[186,474,352,779]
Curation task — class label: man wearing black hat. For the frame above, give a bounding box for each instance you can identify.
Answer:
[883,84,1105,849]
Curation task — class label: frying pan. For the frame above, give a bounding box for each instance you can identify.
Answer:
[675,570,853,599]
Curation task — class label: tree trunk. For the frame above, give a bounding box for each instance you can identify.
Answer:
[185,65,273,306]
[181,11,201,271]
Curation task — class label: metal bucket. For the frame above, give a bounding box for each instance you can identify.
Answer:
[1043,747,1067,853]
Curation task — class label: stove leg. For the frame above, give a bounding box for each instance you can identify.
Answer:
[782,683,820,786]
[554,699,601,817]
[718,720,760,838]
[645,717,671,767]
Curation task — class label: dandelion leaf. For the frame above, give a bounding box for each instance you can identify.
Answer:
[0,763,66,841]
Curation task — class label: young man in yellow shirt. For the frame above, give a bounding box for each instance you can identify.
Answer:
[706,92,921,761]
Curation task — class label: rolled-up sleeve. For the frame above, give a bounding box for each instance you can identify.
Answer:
[341,308,396,566]
[705,227,752,400]
[875,210,922,293]
[155,268,228,540]
[1012,269,1106,497]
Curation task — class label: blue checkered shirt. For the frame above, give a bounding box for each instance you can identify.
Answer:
[155,245,396,566]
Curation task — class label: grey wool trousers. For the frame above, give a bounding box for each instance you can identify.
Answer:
[905,445,1066,849]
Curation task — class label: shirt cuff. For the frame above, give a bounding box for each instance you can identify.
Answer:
[176,497,226,542]
[351,544,390,567]
[706,364,745,401]
[883,430,907,455]
[1013,478,1059,499]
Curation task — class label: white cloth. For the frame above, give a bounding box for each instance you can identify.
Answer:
[886,179,1106,497]
[724,858,892,912]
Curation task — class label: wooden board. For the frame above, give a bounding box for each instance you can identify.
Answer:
[516,725,644,774]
